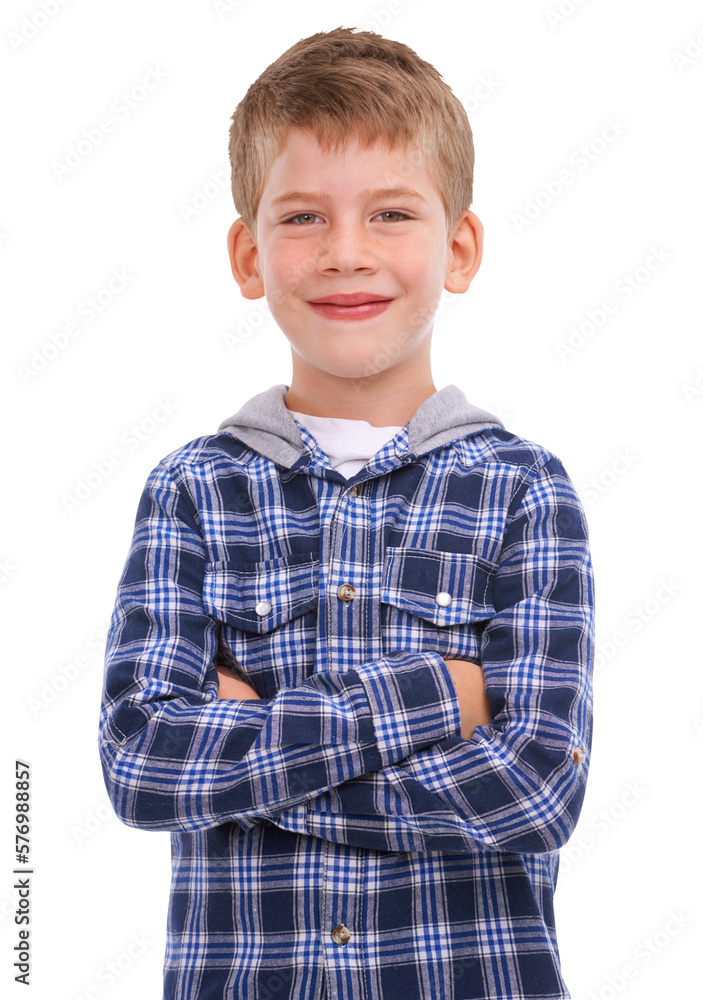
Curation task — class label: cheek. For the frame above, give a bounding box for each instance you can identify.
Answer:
[270,241,319,290]
[259,254,292,310]
[404,249,445,304]
[402,236,448,287]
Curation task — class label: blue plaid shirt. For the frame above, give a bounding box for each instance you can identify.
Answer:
[99,384,594,1000]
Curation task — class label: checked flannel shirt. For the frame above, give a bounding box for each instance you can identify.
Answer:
[99,383,595,1000]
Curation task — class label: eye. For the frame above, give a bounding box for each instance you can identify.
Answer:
[373,210,411,222]
[286,213,321,225]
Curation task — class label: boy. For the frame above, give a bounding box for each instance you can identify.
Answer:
[99,27,594,1000]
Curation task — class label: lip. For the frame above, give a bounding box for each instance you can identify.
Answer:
[306,292,394,322]
[307,292,392,306]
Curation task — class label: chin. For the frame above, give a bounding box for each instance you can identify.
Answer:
[297,350,383,381]
[326,361,393,381]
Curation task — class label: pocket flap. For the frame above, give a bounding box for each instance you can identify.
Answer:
[203,552,318,634]
[381,547,495,627]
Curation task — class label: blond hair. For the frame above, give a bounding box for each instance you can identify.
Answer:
[228,27,474,236]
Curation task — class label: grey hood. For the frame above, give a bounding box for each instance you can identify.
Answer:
[217,384,503,470]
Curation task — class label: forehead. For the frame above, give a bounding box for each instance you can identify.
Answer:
[260,126,440,202]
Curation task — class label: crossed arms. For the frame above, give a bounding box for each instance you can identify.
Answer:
[98,454,594,856]
[215,659,491,741]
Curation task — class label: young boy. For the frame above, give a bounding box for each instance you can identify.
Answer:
[99,27,594,1000]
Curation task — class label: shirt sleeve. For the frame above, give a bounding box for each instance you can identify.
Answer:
[269,455,595,855]
[98,460,460,833]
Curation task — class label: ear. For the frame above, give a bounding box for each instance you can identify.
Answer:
[227,218,265,299]
[444,210,483,294]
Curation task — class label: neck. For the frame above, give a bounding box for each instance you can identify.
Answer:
[284,363,437,427]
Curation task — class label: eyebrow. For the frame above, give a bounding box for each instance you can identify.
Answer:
[268,187,429,209]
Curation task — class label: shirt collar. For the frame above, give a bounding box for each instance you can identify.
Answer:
[217,383,503,470]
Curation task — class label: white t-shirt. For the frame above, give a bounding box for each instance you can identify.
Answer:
[287,410,403,479]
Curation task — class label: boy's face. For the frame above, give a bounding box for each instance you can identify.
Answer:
[228,126,481,395]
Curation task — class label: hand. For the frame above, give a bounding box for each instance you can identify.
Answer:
[442,658,491,740]
[216,663,261,700]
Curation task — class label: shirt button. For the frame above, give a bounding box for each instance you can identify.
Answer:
[348,484,360,497]
[254,600,272,617]
[573,747,585,766]
[337,583,356,602]
[331,924,351,945]
[435,591,452,607]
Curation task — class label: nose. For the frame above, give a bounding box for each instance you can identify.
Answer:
[315,221,379,274]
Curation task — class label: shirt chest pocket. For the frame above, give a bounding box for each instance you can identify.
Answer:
[380,547,496,659]
[202,552,319,693]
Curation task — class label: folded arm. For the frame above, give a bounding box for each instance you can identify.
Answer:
[98,461,461,834]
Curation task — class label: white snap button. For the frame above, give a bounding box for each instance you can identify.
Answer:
[435,592,452,607]
[254,600,272,617]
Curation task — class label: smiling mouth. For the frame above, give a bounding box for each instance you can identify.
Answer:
[306,293,393,320]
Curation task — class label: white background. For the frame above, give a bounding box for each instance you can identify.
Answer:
[2,1,702,998]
